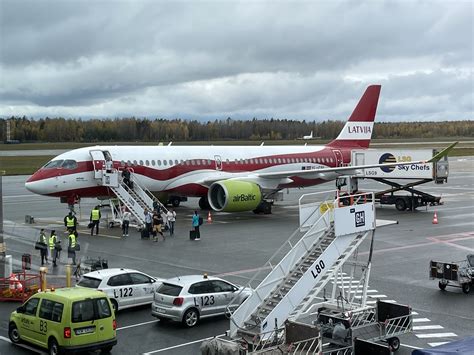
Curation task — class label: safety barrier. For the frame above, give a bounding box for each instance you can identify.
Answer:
[0,271,40,302]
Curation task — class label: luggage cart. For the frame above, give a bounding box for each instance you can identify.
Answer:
[430,254,474,294]
[316,300,412,354]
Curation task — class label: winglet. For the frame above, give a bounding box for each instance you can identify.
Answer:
[428,142,458,163]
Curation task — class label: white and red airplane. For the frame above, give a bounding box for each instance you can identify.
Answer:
[25,85,451,214]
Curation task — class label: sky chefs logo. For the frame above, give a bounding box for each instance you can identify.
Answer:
[379,153,396,173]
[355,211,365,227]
[233,194,256,202]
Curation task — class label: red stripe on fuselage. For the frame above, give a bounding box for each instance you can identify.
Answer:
[32,147,354,198]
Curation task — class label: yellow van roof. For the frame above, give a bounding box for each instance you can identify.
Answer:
[39,287,105,301]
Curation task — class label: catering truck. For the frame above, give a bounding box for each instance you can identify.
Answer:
[344,148,449,211]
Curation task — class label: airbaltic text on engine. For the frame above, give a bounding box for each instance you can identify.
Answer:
[233,194,257,202]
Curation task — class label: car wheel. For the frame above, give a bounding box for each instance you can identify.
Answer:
[48,337,60,355]
[462,283,471,294]
[8,323,21,344]
[395,199,406,211]
[171,198,180,207]
[182,308,199,328]
[388,337,400,351]
[111,299,118,313]
[438,281,447,290]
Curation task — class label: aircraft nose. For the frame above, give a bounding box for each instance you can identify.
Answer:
[25,172,49,195]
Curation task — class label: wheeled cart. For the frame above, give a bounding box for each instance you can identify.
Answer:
[430,255,474,294]
[316,300,412,354]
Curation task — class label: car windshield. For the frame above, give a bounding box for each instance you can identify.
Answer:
[156,283,182,296]
[43,160,64,169]
[77,276,102,288]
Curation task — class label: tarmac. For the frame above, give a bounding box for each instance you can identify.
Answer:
[0,156,473,354]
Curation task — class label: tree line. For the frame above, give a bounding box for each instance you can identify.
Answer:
[1,117,473,143]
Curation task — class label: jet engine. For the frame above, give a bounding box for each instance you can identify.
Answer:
[208,181,262,212]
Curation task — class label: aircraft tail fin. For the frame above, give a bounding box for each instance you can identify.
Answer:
[327,85,381,149]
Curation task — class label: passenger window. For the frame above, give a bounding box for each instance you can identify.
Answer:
[61,160,77,169]
[146,160,150,166]
[133,160,138,166]
[152,160,156,166]
[23,298,39,316]
[52,302,64,322]
[39,299,54,320]
[188,281,212,294]
[163,160,167,166]
[175,160,179,165]
[107,274,132,287]
[158,160,162,166]
[139,160,144,166]
[170,160,174,166]
[210,280,235,293]
[130,273,152,284]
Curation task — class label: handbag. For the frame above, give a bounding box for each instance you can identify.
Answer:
[55,243,62,251]
[87,222,94,228]
[35,241,46,250]
[75,243,81,251]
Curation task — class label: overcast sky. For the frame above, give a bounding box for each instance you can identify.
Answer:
[0,0,472,122]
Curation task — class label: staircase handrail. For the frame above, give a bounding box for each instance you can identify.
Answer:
[110,182,146,228]
[228,203,335,336]
[130,174,169,214]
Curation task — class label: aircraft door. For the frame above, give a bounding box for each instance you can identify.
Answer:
[332,149,343,167]
[90,150,106,179]
[214,155,222,171]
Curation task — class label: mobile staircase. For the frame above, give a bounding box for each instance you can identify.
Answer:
[98,168,168,228]
[228,191,376,347]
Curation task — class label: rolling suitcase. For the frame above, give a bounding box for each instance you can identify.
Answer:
[189,230,197,240]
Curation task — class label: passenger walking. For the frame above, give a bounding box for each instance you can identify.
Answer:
[122,167,133,189]
[68,229,77,265]
[166,208,176,236]
[64,211,77,232]
[143,208,153,239]
[90,205,101,236]
[122,209,131,237]
[192,211,201,241]
[152,211,165,242]
[38,229,48,265]
[49,230,59,267]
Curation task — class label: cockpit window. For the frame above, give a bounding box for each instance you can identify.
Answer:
[43,160,64,169]
[61,160,78,169]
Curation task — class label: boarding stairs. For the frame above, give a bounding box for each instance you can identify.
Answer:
[99,169,168,227]
[229,192,375,341]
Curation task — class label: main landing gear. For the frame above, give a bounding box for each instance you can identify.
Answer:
[199,196,211,210]
[253,201,272,215]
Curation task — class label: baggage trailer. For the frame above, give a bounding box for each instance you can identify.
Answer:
[316,300,412,354]
[430,255,474,294]
[347,148,449,211]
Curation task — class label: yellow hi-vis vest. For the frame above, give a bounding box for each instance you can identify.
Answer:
[69,234,76,248]
[66,216,75,227]
[49,234,57,249]
[91,209,100,221]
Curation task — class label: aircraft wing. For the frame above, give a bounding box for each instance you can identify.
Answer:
[257,141,458,180]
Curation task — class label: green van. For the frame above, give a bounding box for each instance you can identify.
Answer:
[9,287,117,355]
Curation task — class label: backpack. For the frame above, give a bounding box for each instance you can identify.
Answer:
[198,217,203,226]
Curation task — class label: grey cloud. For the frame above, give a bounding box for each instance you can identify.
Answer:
[0,0,472,121]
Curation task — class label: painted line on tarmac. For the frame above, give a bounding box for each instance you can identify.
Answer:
[117,319,159,330]
[143,333,226,354]
[0,335,47,354]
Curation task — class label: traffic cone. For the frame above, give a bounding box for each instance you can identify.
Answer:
[207,211,212,223]
[432,211,438,224]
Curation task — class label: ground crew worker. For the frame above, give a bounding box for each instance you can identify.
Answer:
[49,230,59,267]
[90,206,101,236]
[64,211,77,232]
[39,228,48,265]
[68,229,77,265]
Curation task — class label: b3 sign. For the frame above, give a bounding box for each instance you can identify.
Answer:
[334,202,375,237]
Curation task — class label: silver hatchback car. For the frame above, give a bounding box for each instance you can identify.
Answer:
[151,275,252,327]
